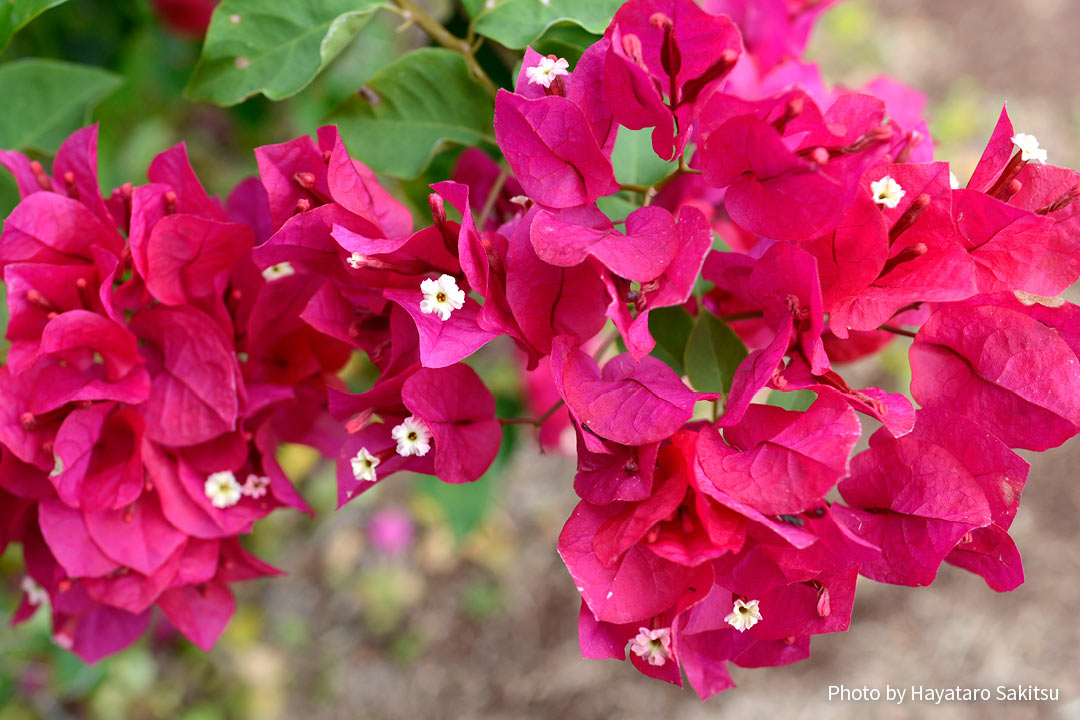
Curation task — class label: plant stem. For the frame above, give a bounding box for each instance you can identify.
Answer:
[392,0,498,100]
[499,399,565,427]
[879,324,917,338]
[476,162,511,228]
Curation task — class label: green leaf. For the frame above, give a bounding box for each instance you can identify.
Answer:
[766,388,816,412]
[328,48,495,178]
[464,0,621,49]
[684,310,747,395]
[0,59,122,153]
[532,23,602,66]
[612,127,673,187]
[0,0,69,50]
[596,193,638,223]
[185,0,386,106]
[648,305,694,375]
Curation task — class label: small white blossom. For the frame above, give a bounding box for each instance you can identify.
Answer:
[419,274,465,321]
[242,473,270,499]
[630,627,672,666]
[525,56,570,89]
[949,170,961,190]
[262,261,295,281]
[48,454,63,478]
[1011,133,1047,164]
[870,175,906,208]
[391,416,432,457]
[53,632,74,650]
[347,252,367,269]
[350,447,380,483]
[204,470,242,509]
[725,598,762,632]
[21,576,48,606]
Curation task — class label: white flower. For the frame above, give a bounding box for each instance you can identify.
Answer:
[525,56,570,89]
[262,261,295,281]
[1011,133,1047,164]
[53,632,74,650]
[630,627,672,666]
[21,576,48,606]
[347,252,367,269]
[48,454,63,478]
[870,175,906,208]
[949,170,961,190]
[242,473,270,499]
[350,447,380,483]
[391,416,432,457]
[419,274,466,321]
[204,470,242,509]
[725,598,762,632]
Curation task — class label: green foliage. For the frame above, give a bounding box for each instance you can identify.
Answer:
[0,58,121,152]
[648,305,695,375]
[463,0,621,49]
[329,48,495,178]
[684,310,747,395]
[185,0,387,106]
[766,388,816,412]
[612,127,672,187]
[532,23,602,66]
[0,0,69,49]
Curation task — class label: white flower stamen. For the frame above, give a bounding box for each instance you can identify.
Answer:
[262,262,295,281]
[725,598,762,632]
[419,274,465,321]
[241,473,270,499]
[630,627,672,666]
[350,447,380,483]
[525,56,570,89]
[21,576,48,606]
[204,470,242,509]
[48,454,63,478]
[391,416,432,457]
[870,175,906,208]
[1011,133,1047,164]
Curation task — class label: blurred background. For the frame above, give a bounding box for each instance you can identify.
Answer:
[2,1,1080,719]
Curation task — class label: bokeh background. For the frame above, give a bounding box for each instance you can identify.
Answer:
[2,1,1080,719]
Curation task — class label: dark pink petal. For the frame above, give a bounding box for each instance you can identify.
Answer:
[84,494,187,576]
[578,601,635,660]
[531,205,677,282]
[1,192,122,267]
[505,207,608,355]
[327,132,412,237]
[944,523,1023,592]
[131,307,242,447]
[494,90,619,208]
[550,337,707,447]
[702,392,860,514]
[67,605,151,663]
[836,433,991,586]
[52,125,113,226]
[38,499,118,578]
[910,303,1080,451]
[147,143,228,221]
[383,288,497,369]
[559,500,705,624]
[144,214,254,308]
[156,580,235,652]
[51,404,144,511]
[401,365,502,484]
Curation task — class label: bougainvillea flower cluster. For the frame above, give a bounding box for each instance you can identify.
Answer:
[5,0,1080,700]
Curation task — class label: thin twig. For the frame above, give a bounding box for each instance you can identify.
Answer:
[391,0,498,100]
[476,162,511,228]
[879,324,917,338]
